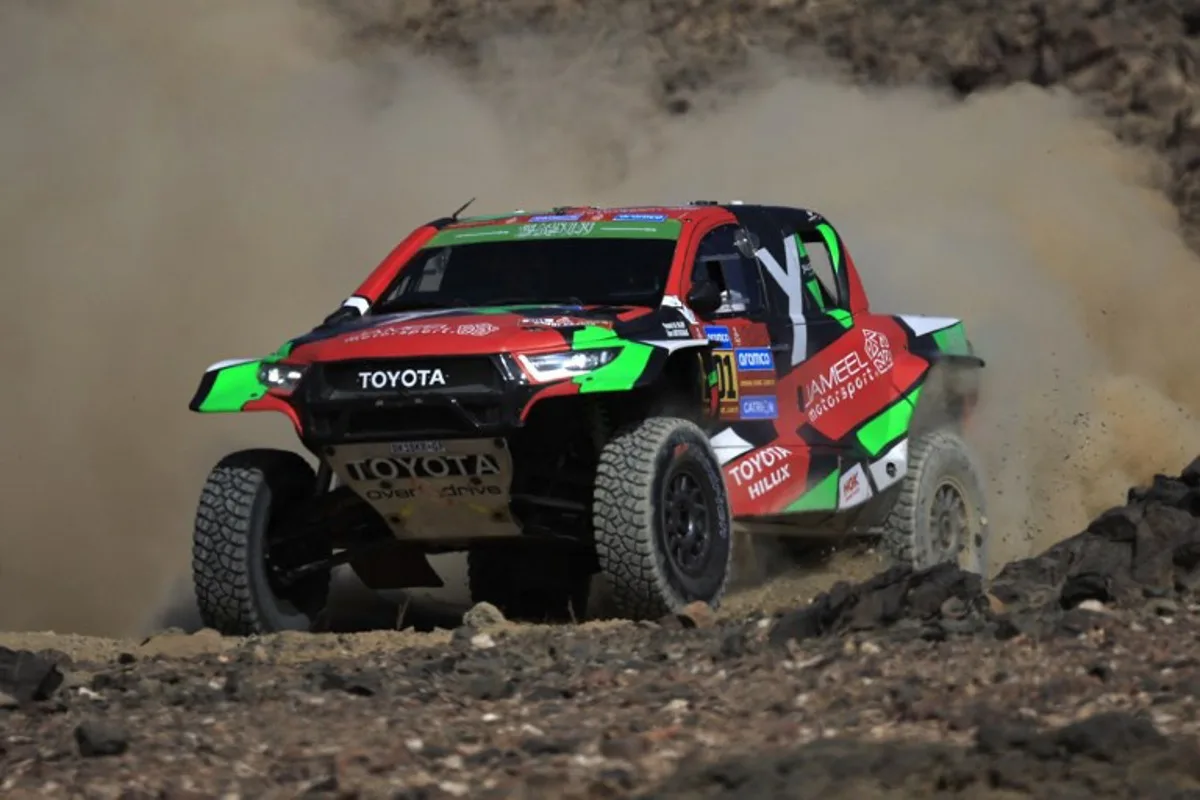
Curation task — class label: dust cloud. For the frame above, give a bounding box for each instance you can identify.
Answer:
[2,1,1198,637]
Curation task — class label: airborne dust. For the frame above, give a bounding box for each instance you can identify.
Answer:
[2,1,1199,637]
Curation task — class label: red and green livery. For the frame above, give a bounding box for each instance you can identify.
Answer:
[189,201,989,634]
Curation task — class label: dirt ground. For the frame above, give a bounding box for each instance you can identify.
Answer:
[5,608,1200,799]
[5,0,1200,796]
[5,459,1200,796]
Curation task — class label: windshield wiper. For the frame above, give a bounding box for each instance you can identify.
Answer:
[487,296,584,307]
[375,297,471,313]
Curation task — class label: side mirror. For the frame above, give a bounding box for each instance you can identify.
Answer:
[686,281,723,317]
[733,228,759,260]
[319,305,362,329]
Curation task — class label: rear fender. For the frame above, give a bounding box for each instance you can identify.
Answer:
[891,315,984,434]
[894,315,984,367]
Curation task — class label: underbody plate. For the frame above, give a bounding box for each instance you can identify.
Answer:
[324,437,521,541]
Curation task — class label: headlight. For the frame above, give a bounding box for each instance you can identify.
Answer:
[517,348,619,383]
[258,362,307,391]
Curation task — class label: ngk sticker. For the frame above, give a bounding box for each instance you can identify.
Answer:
[804,328,893,423]
[726,446,793,500]
[838,464,872,509]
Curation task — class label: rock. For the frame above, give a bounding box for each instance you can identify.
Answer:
[470,633,497,650]
[768,564,989,646]
[313,668,381,697]
[675,601,716,629]
[74,720,129,757]
[0,647,65,704]
[1077,599,1114,614]
[987,593,1008,614]
[763,456,1200,645]
[451,625,478,645]
[463,602,506,628]
[0,691,19,710]
[940,597,968,620]
[1183,456,1200,488]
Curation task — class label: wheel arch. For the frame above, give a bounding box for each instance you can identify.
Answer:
[188,356,304,432]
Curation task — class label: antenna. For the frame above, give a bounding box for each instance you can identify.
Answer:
[450,197,476,220]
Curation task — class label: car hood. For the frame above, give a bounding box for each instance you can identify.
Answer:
[287,304,655,362]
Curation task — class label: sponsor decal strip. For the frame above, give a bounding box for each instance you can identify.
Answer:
[705,325,731,348]
[424,220,682,246]
[804,328,893,423]
[727,446,793,501]
[739,395,778,420]
[345,322,499,342]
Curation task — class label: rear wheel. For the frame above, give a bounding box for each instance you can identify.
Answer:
[592,417,734,619]
[192,449,331,635]
[880,428,989,575]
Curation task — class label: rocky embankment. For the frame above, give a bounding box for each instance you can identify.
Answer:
[328,0,1200,250]
[3,457,1200,797]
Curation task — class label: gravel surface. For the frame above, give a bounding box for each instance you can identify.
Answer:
[4,457,1200,798]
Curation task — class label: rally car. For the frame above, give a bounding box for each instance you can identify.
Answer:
[188,201,989,634]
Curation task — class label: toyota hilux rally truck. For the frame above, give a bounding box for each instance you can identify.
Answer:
[188,202,989,635]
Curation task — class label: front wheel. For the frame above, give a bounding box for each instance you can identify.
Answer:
[592,417,733,620]
[192,449,331,635]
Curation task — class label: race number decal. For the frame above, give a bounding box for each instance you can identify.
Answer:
[714,352,739,401]
[714,351,740,417]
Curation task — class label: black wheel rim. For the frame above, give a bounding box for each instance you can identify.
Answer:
[660,464,716,579]
[931,480,969,561]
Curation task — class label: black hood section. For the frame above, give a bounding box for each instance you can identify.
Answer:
[288,303,646,350]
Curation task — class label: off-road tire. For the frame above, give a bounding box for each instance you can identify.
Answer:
[593,417,733,620]
[193,449,331,636]
[880,428,989,575]
[466,547,591,624]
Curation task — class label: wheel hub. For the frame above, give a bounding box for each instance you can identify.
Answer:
[662,468,714,578]
[931,480,969,561]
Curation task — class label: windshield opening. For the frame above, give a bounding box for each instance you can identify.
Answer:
[373,238,678,314]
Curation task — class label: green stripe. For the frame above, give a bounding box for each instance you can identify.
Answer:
[794,235,809,259]
[857,387,922,457]
[196,361,266,413]
[827,308,853,329]
[806,278,826,311]
[785,470,839,512]
[816,223,842,271]
[571,326,654,393]
[425,220,682,247]
[931,322,971,356]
